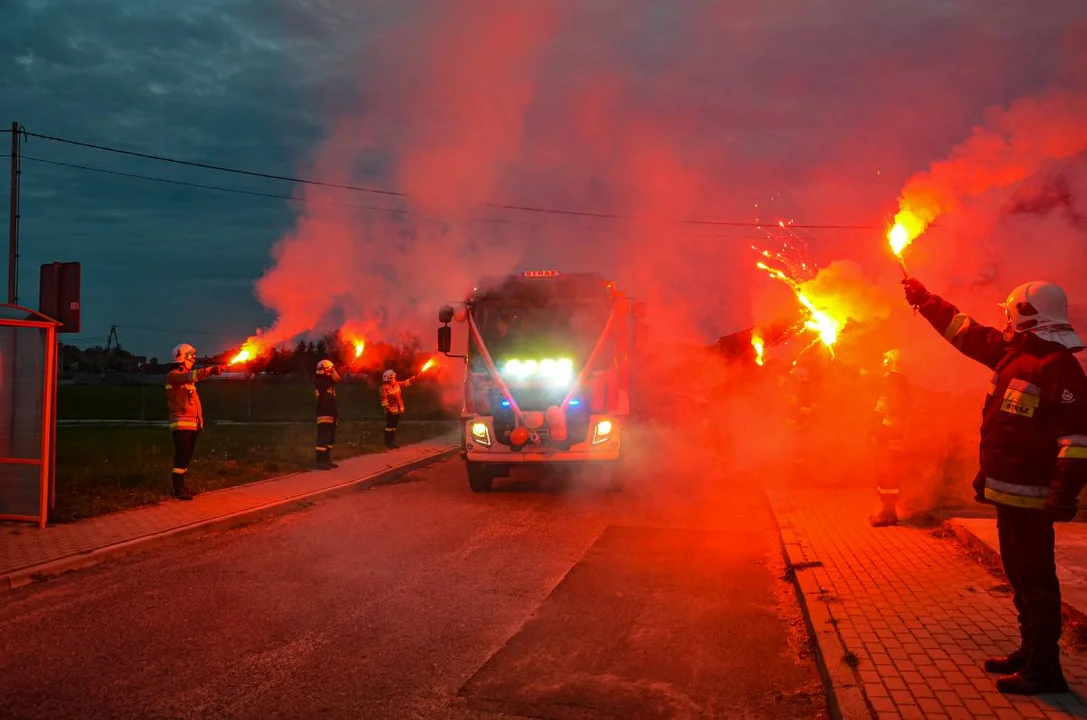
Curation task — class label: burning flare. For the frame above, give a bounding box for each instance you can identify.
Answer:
[886,207,929,276]
[229,345,258,365]
[751,331,766,367]
[421,357,437,373]
[755,261,843,351]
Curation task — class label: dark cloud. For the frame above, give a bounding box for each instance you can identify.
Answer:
[1,0,1084,357]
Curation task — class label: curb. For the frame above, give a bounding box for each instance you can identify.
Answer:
[945,518,1087,625]
[1,446,458,593]
[773,520,873,720]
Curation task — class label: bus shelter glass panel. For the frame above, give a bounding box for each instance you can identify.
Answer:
[0,324,48,521]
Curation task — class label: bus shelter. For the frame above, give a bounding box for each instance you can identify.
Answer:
[0,304,60,528]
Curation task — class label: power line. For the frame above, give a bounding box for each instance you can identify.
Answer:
[22,127,882,230]
[20,154,399,211]
[22,130,405,198]
[16,154,785,242]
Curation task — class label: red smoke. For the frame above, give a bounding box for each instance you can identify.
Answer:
[252,2,560,349]
[250,2,1085,391]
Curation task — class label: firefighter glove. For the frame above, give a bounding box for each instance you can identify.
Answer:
[971,471,987,503]
[902,278,930,307]
[1044,496,1078,522]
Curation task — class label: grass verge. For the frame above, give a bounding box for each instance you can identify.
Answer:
[52,420,455,523]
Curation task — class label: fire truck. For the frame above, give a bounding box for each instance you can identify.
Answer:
[437,271,646,492]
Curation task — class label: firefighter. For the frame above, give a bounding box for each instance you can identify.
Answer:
[315,359,346,470]
[903,277,1087,695]
[786,342,832,431]
[380,368,418,449]
[165,343,224,500]
[869,348,912,527]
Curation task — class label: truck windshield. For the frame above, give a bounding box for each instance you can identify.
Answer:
[470,298,611,372]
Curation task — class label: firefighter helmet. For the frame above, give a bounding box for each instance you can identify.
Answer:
[883,349,901,373]
[172,343,196,365]
[1001,281,1085,350]
[382,369,397,382]
[316,359,334,375]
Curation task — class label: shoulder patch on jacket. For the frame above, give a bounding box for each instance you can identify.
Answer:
[1063,389,1076,404]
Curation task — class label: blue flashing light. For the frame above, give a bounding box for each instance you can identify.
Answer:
[500,400,510,408]
[569,399,580,406]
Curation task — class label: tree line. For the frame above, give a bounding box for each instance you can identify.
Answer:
[63,331,434,380]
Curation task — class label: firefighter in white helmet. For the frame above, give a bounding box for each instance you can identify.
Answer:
[904,277,1087,695]
[869,348,912,527]
[380,368,418,449]
[315,359,347,470]
[165,343,225,500]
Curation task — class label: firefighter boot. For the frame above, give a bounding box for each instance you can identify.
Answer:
[171,473,193,501]
[985,647,1029,674]
[326,448,338,470]
[996,651,1069,695]
[385,430,399,450]
[316,449,332,470]
[869,495,898,527]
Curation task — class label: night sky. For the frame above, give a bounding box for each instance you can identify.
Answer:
[2,0,1084,360]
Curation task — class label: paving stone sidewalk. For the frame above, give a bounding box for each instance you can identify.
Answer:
[1,433,457,590]
[767,486,1087,720]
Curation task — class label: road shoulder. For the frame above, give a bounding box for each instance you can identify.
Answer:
[1,434,458,592]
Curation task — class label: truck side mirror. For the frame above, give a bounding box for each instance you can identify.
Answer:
[438,305,455,324]
[438,325,452,354]
[631,301,647,321]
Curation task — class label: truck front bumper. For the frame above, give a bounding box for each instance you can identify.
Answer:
[463,416,621,464]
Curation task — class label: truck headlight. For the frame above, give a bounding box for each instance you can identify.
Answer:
[470,421,491,447]
[592,419,613,445]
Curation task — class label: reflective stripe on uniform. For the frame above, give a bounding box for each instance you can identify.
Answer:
[315,446,328,451]
[1000,378,1041,418]
[877,487,900,496]
[943,313,973,347]
[317,416,336,424]
[1059,435,1087,459]
[984,488,1047,509]
[171,467,187,474]
[986,477,1049,497]
[170,420,199,430]
[984,477,1049,508]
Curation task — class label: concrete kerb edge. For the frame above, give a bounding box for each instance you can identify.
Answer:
[944,518,1087,626]
[1,446,459,593]
[770,511,873,720]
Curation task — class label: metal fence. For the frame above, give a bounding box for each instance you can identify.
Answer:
[57,374,454,424]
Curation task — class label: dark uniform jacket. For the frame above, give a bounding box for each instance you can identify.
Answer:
[316,371,341,424]
[918,294,1087,510]
[380,377,414,415]
[872,371,911,446]
[166,365,217,431]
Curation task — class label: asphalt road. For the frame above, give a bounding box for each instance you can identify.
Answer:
[0,434,828,720]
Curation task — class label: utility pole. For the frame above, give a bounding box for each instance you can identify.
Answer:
[8,121,21,305]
